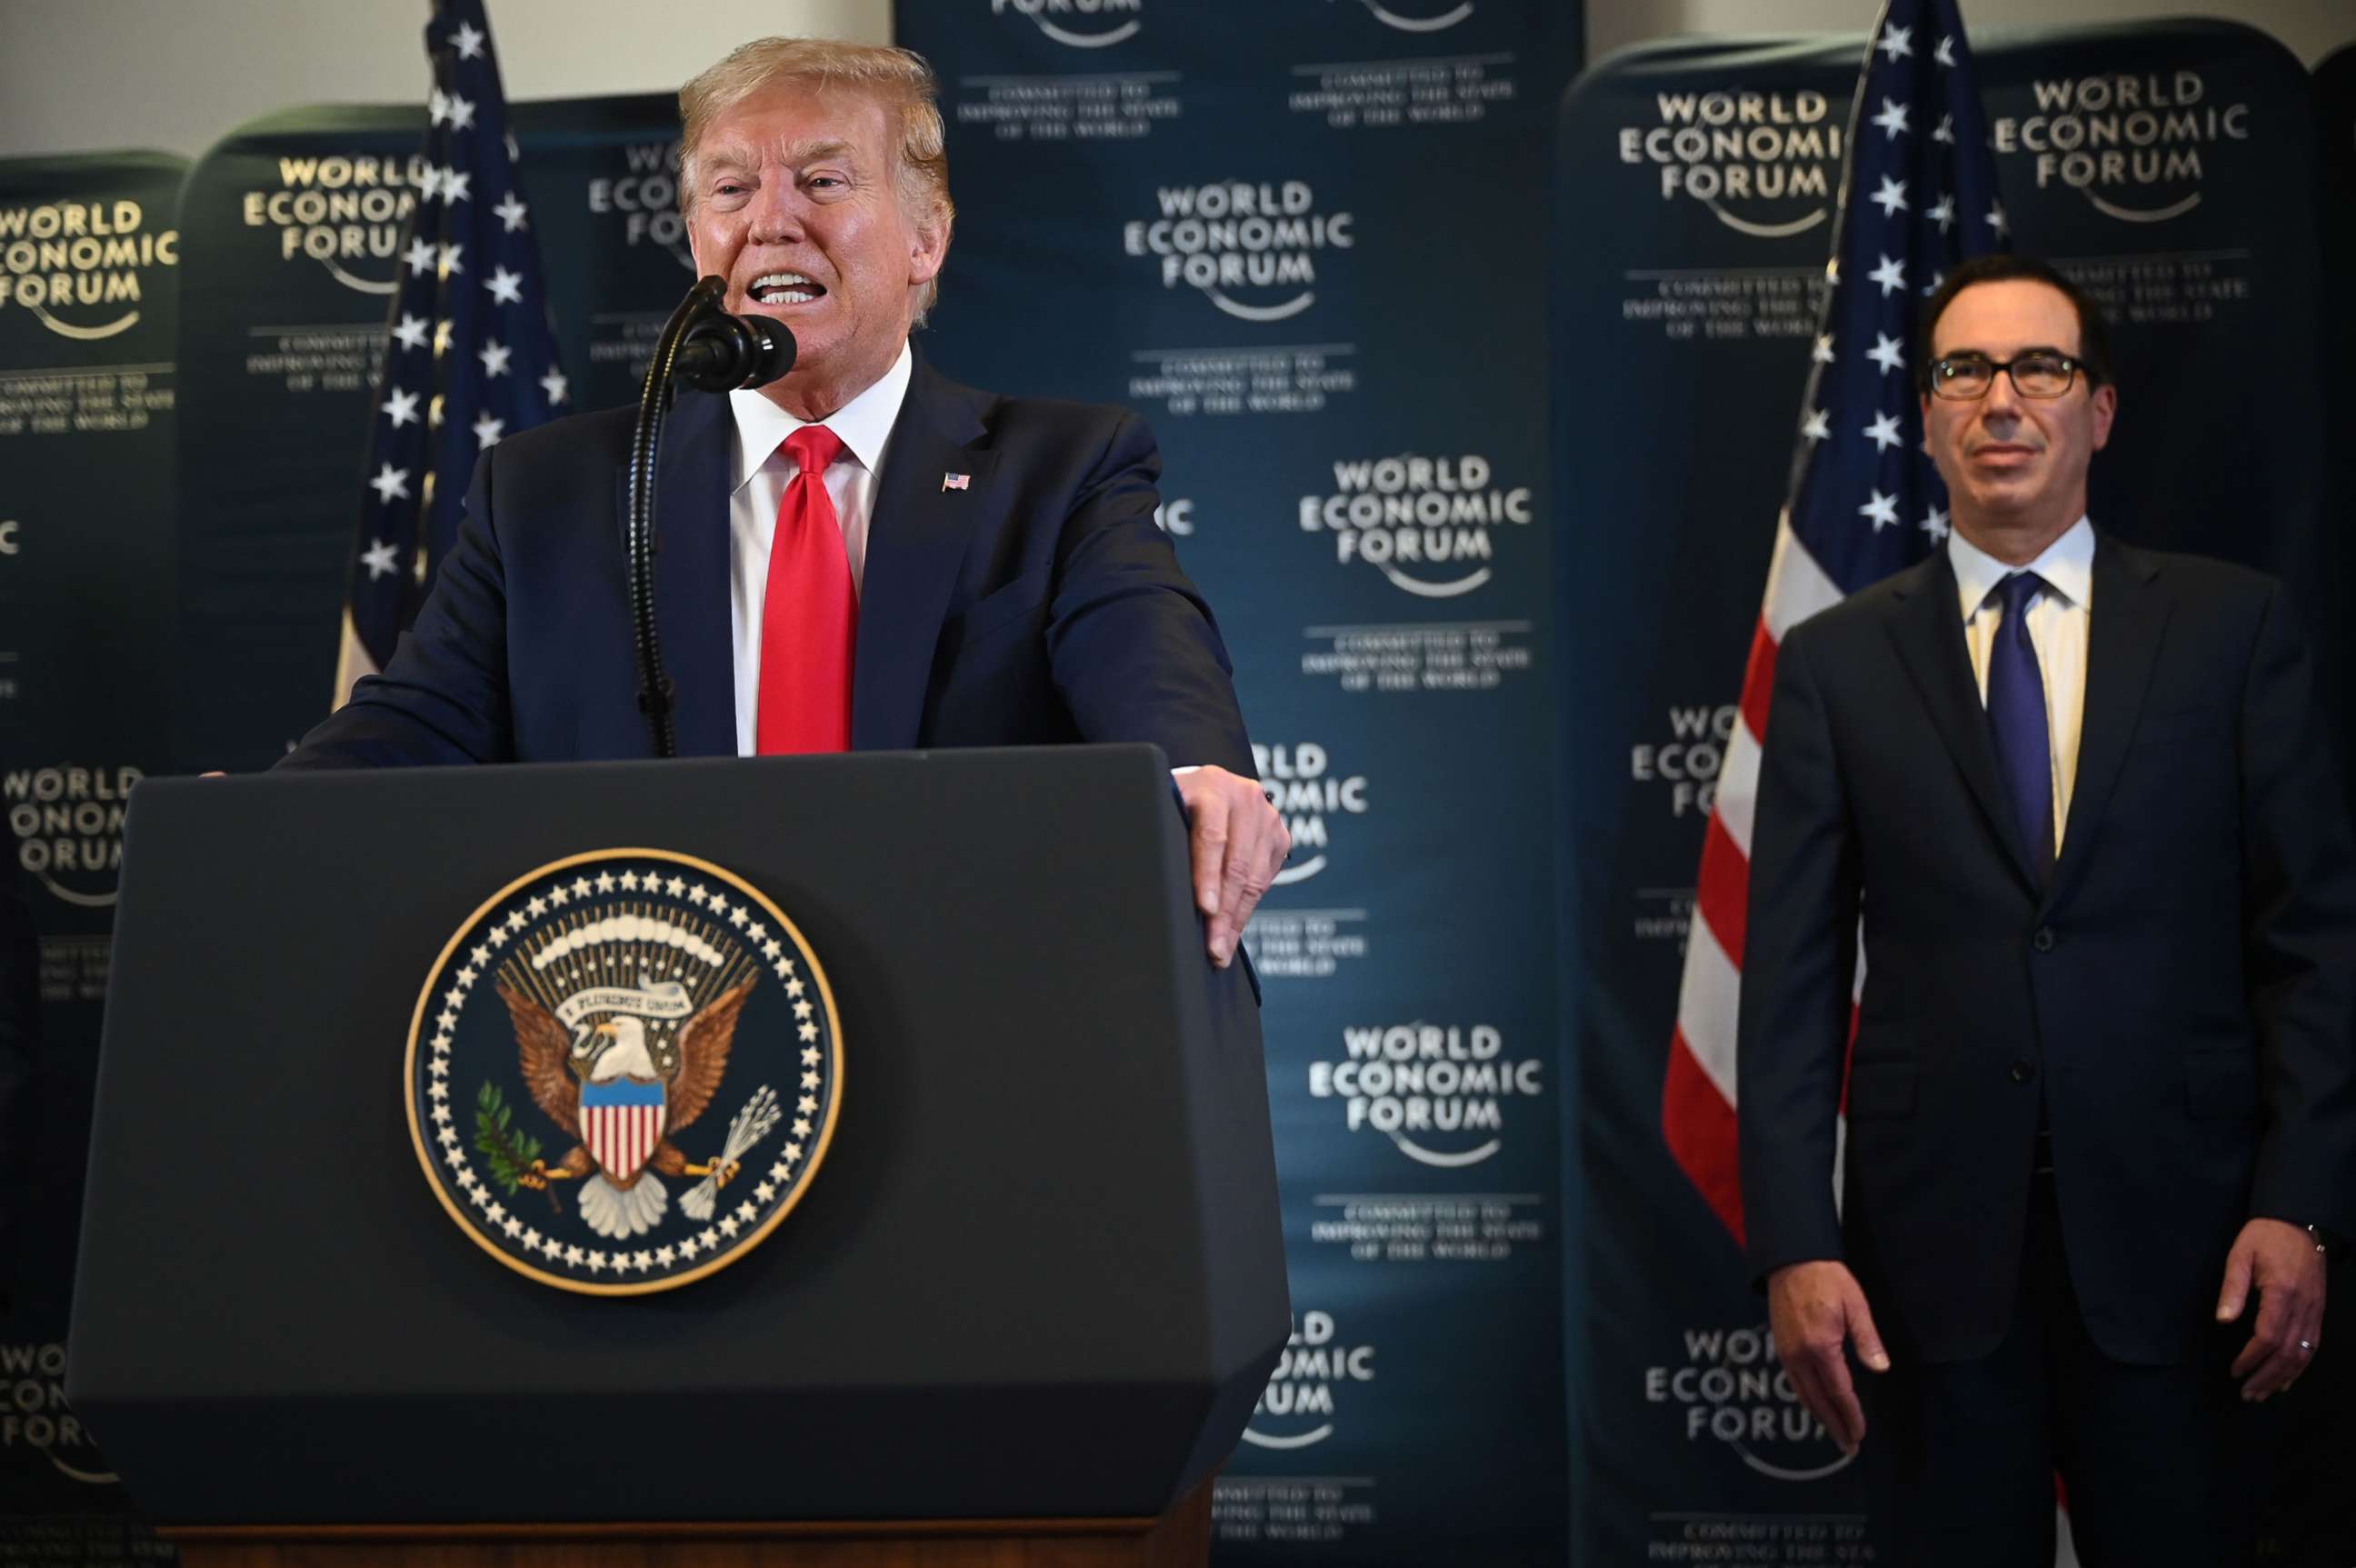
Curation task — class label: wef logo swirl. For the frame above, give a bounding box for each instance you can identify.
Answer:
[1334,0,1474,33]
[990,0,1142,49]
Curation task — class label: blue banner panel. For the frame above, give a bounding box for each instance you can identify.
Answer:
[1979,22,2340,704]
[1551,38,1871,1565]
[1557,21,2334,1564]
[0,149,185,1567]
[893,3,1579,1560]
[171,95,690,774]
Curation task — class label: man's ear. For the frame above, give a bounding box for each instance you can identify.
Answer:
[910,209,951,286]
[2089,382,2118,452]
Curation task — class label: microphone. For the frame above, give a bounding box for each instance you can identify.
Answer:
[627,276,794,756]
[672,311,796,391]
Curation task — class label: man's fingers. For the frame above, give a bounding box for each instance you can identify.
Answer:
[2232,1281,2296,1391]
[1846,1291,1892,1373]
[1189,791,1232,919]
[1815,1352,1866,1453]
[1210,807,1278,963]
[2240,1337,2305,1400]
[2238,1283,2322,1399]
[1782,1358,1836,1443]
[1177,767,1288,968]
[2215,1241,2255,1323]
[1783,1356,1849,1451]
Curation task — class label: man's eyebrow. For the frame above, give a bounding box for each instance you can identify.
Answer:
[698,146,756,179]
[697,139,860,184]
[1934,342,2073,358]
[779,138,858,167]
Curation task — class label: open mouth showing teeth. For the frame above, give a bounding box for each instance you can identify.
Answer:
[749,271,826,305]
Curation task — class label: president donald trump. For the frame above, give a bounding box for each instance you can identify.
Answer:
[282,37,1288,965]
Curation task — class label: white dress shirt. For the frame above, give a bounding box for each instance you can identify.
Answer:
[725,343,913,756]
[1948,516,2094,852]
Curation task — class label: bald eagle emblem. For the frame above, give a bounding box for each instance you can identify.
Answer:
[500,976,756,1238]
[406,851,842,1294]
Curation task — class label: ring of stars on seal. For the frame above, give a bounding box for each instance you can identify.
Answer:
[404,847,842,1295]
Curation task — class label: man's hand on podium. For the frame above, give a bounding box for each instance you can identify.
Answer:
[1174,765,1289,970]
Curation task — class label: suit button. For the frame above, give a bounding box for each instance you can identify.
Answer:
[2032,927,2056,953]
[2011,1060,2036,1084]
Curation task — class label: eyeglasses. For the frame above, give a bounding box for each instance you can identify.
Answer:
[1928,352,2085,401]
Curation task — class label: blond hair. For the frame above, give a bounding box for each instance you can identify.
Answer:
[678,37,954,320]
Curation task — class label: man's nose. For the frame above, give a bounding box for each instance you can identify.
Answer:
[744,180,810,245]
[1980,365,2025,423]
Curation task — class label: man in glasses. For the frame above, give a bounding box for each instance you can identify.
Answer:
[1739,253,2355,1565]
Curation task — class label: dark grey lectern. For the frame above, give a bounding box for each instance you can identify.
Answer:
[68,745,1287,1568]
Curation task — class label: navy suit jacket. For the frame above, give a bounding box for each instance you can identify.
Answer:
[280,355,1253,774]
[1737,535,2356,1366]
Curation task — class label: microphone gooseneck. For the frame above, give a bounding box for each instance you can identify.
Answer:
[630,275,803,758]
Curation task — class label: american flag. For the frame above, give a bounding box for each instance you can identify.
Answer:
[1662,0,2005,1241]
[334,0,568,699]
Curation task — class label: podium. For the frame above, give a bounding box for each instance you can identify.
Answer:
[67,746,1289,1567]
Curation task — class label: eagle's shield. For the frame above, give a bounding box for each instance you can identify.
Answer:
[579,1075,665,1182]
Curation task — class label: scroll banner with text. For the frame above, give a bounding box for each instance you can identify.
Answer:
[171,96,692,773]
[1554,22,2332,1564]
[890,3,1580,1561]
[0,150,185,1568]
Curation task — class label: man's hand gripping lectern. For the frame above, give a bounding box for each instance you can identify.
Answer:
[67,745,1289,1568]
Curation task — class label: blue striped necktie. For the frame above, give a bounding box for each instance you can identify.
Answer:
[1985,571,2054,881]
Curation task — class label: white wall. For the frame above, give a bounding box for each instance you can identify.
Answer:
[0,0,892,160]
[0,0,2349,161]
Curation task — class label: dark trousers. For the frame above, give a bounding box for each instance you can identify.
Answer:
[1862,1170,2278,1566]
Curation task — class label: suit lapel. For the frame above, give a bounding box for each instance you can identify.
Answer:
[1884,552,2043,894]
[612,388,735,757]
[851,357,999,751]
[2046,538,2168,908]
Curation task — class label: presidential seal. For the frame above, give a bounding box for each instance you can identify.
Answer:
[404,848,841,1294]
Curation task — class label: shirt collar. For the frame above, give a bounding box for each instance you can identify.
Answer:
[1949,514,2095,617]
[724,341,913,493]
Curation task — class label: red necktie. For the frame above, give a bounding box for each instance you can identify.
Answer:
[754,424,855,754]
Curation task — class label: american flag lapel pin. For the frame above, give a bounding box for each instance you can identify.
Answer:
[942,472,970,492]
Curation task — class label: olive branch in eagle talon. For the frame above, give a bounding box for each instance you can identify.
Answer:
[474,1082,549,1202]
[495,975,757,1239]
